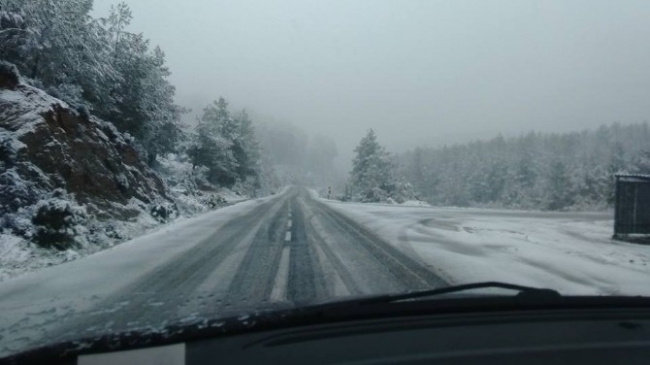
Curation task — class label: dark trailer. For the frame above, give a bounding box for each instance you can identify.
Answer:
[614,174,650,237]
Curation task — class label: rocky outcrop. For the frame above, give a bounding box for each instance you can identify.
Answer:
[0,62,172,248]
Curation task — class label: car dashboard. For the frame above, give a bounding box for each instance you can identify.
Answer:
[75,308,650,365]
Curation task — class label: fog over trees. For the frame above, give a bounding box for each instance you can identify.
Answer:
[2,0,649,211]
[396,123,650,210]
[0,1,340,197]
[344,123,650,211]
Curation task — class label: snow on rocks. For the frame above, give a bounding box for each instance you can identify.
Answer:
[0,65,253,281]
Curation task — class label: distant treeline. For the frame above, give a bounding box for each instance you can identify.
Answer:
[398,123,650,210]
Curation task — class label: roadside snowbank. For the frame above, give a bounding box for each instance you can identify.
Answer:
[0,192,250,282]
[400,200,432,207]
[322,200,650,296]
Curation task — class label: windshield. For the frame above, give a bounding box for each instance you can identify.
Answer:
[1,0,650,358]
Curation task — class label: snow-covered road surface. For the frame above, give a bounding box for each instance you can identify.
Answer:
[322,200,650,296]
[0,187,445,357]
[4,187,650,358]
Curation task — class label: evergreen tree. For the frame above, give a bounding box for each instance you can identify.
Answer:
[350,129,395,202]
[190,98,238,187]
[188,98,262,191]
[0,0,119,104]
[545,161,573,210]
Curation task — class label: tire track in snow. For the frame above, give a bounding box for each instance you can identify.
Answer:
[298,196,363,297]
[216,200,289,311]
[286,195,329,304]
[44,195,287,342]
[310,192,447,292]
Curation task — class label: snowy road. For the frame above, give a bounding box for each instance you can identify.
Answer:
[5,186,649,358]
[0,187,446,356]
[324,200,650,296]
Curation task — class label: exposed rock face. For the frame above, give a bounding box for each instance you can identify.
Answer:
[0,63,171,246]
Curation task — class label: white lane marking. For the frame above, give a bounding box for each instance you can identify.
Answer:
[287,219,292,228]
[285,231,292,242]
[270,247,291,302]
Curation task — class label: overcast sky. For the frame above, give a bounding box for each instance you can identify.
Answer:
[93,0,650,166]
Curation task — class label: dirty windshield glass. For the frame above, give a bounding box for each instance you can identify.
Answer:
[1,0,650,358]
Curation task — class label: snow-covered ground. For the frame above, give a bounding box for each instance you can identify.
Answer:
[321,200,650,296]
[0,195,278,357]
[0,192,251,283]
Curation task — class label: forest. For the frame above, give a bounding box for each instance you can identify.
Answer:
[348,123,650,211]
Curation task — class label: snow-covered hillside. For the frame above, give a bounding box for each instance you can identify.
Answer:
[0,64,248,281]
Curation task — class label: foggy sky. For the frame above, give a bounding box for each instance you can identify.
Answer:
[92,0,650,167]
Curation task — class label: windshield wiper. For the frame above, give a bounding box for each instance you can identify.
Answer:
[358,281,562,304]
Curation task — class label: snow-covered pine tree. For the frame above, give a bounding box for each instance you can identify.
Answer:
[0,0,119,105]
[190,98,239,188]
[231,109,262,188]
[350,129,395,202]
